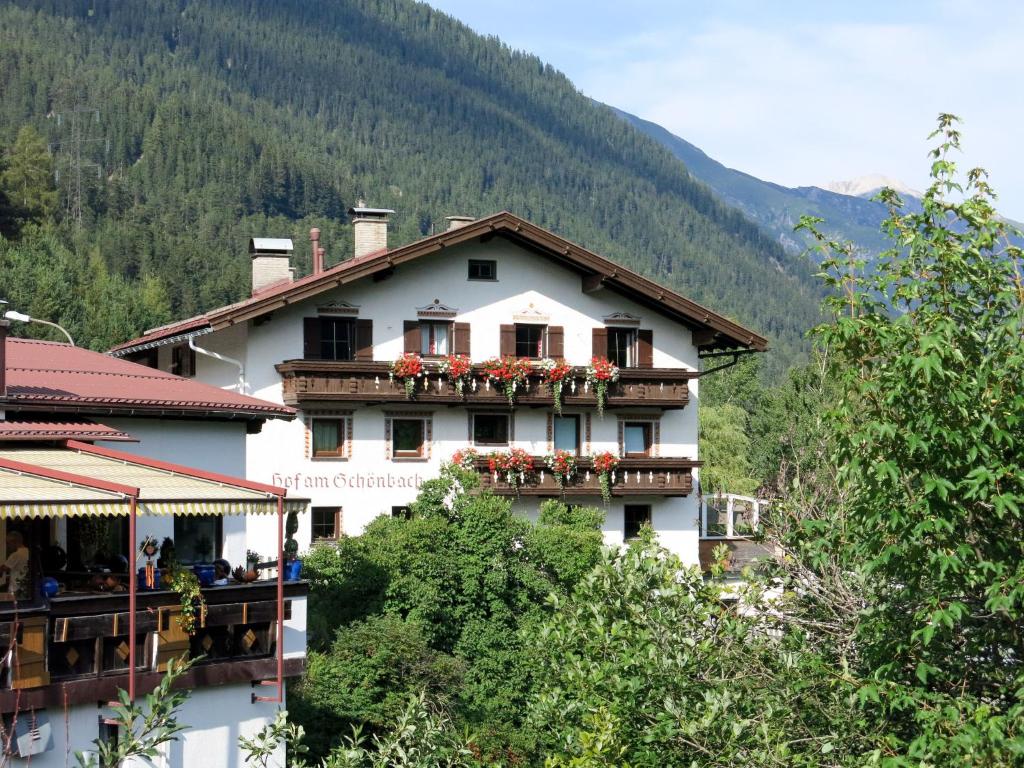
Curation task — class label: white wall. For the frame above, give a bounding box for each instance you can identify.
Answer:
[191,238,704,560]
[96,419,250,572]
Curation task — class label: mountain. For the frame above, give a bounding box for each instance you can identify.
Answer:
[0,0,822,377]
[615,108,898,256]
[826,175,922,200]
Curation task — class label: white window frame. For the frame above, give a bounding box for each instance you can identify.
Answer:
[700,494,765,539]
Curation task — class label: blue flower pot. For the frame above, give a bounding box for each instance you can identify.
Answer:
[284,559,302,581]
[192,564,215,587]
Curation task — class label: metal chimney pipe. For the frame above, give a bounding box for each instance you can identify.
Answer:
[310,228,322,275]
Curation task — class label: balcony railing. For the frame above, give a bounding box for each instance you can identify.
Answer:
[276,360,693,409]
[472,456,698,497]
[0,580,307,712]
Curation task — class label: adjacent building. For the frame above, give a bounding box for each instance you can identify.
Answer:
[112,209,767,566]
[0,323,306,766]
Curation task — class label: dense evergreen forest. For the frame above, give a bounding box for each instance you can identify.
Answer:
[0,0,821,372]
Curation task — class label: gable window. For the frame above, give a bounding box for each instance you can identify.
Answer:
[515,324,546,358]
[392,418,425,459]
[310,417,349,459]
[472,413,510,446]
[624,504,652,540]
[607,328,637,368]
[311,507,341,541]
[623,422,653,457]
[553,415,580,454]
[319,317,356,361]
[468,259,497,281]
[419,321,450,355]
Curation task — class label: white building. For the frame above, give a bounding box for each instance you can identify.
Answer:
[112,209,767,566]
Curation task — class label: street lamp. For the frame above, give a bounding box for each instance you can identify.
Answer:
[1,306,75,346]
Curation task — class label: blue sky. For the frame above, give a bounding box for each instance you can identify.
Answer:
[427,1,1024,219]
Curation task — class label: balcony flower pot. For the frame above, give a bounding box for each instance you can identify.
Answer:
[285,559,303,581]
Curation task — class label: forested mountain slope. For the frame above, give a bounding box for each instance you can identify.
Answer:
[0,0,822,373]
[615,108,896,256]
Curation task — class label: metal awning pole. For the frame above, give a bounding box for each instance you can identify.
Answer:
[128,494,138,701]
[275,495,284,703]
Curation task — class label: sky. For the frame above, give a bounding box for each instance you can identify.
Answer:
[427,0,1024,219]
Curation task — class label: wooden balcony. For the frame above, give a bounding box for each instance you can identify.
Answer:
[472,456,698,497]
[0,580,307,712]
[276,360,693,409]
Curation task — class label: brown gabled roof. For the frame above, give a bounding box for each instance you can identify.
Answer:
[0,418,136,442]
[2,339,294,421]
[111,211,768,355]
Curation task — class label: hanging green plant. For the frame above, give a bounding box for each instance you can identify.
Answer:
[166,568,205,635]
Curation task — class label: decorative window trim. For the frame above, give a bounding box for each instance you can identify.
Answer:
[603,311,642,327]
[305,411,354,460]
[584,413,592,455]
[316,301,360,316]
[384,412,433,461]
[512,303,551,324]
[416,299,458,319]
[617,414,661,457]
[469,411,514,447]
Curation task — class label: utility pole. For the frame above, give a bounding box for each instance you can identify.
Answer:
[49,104,107,227]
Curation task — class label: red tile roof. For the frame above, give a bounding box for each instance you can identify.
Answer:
[0,418,136,442]
[111,211,768,355]
[2,339,294,420]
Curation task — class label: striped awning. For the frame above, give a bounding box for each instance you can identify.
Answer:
[0,444,304,518]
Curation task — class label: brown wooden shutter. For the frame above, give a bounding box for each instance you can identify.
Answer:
[303,317,322,360]
[637,329,653,368]
[403,321,420,354]
[592,327,608,358]
[453,322,471,356]
[355,319,374,360]
[500,324,516,357]
[548,326,564,358]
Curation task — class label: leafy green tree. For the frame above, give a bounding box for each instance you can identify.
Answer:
[698,402,759,495]
[791,114,1024,763]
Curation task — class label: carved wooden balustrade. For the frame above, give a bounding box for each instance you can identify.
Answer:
[471,456,698,497]
[276,360,693,409]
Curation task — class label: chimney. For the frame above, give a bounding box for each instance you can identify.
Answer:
[0,319,8,400]
[349,200,394,259]
[249,237,294,294]
[310,228,322,275]
[445,215,475,232]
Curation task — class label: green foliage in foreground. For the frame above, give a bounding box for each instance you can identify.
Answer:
[293,466,605,760]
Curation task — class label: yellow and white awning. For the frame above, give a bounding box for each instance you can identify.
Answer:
[0,445,305,518]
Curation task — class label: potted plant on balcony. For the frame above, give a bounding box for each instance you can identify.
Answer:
[389,352,424,399]
[283,509,302,581]
[592,451,620,503]
[244,549,261,582]
[540,358,574,415]
[450,447,479,471]
[166,568,205,635]
[586,356,620,417]
[545,449,578,490]
[481,356,532,406]
[439,353,473,396]
[488,448,534,494]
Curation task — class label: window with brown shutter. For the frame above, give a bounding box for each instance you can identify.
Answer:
[548,326,564,358]
[592,327,608,358]
[453,322,471,356]
[637,329,653,368]
[499,324,516,357]
[303,317,322,360]
[403,321,419,354]
[356,319,373,361]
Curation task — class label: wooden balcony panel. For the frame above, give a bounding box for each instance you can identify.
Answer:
[472,456,698,498]
[276,360,694,409]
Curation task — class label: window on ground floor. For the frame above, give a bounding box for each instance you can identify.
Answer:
[311,507,341,542]
[624,504,652,540]
[173,515,223,564]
